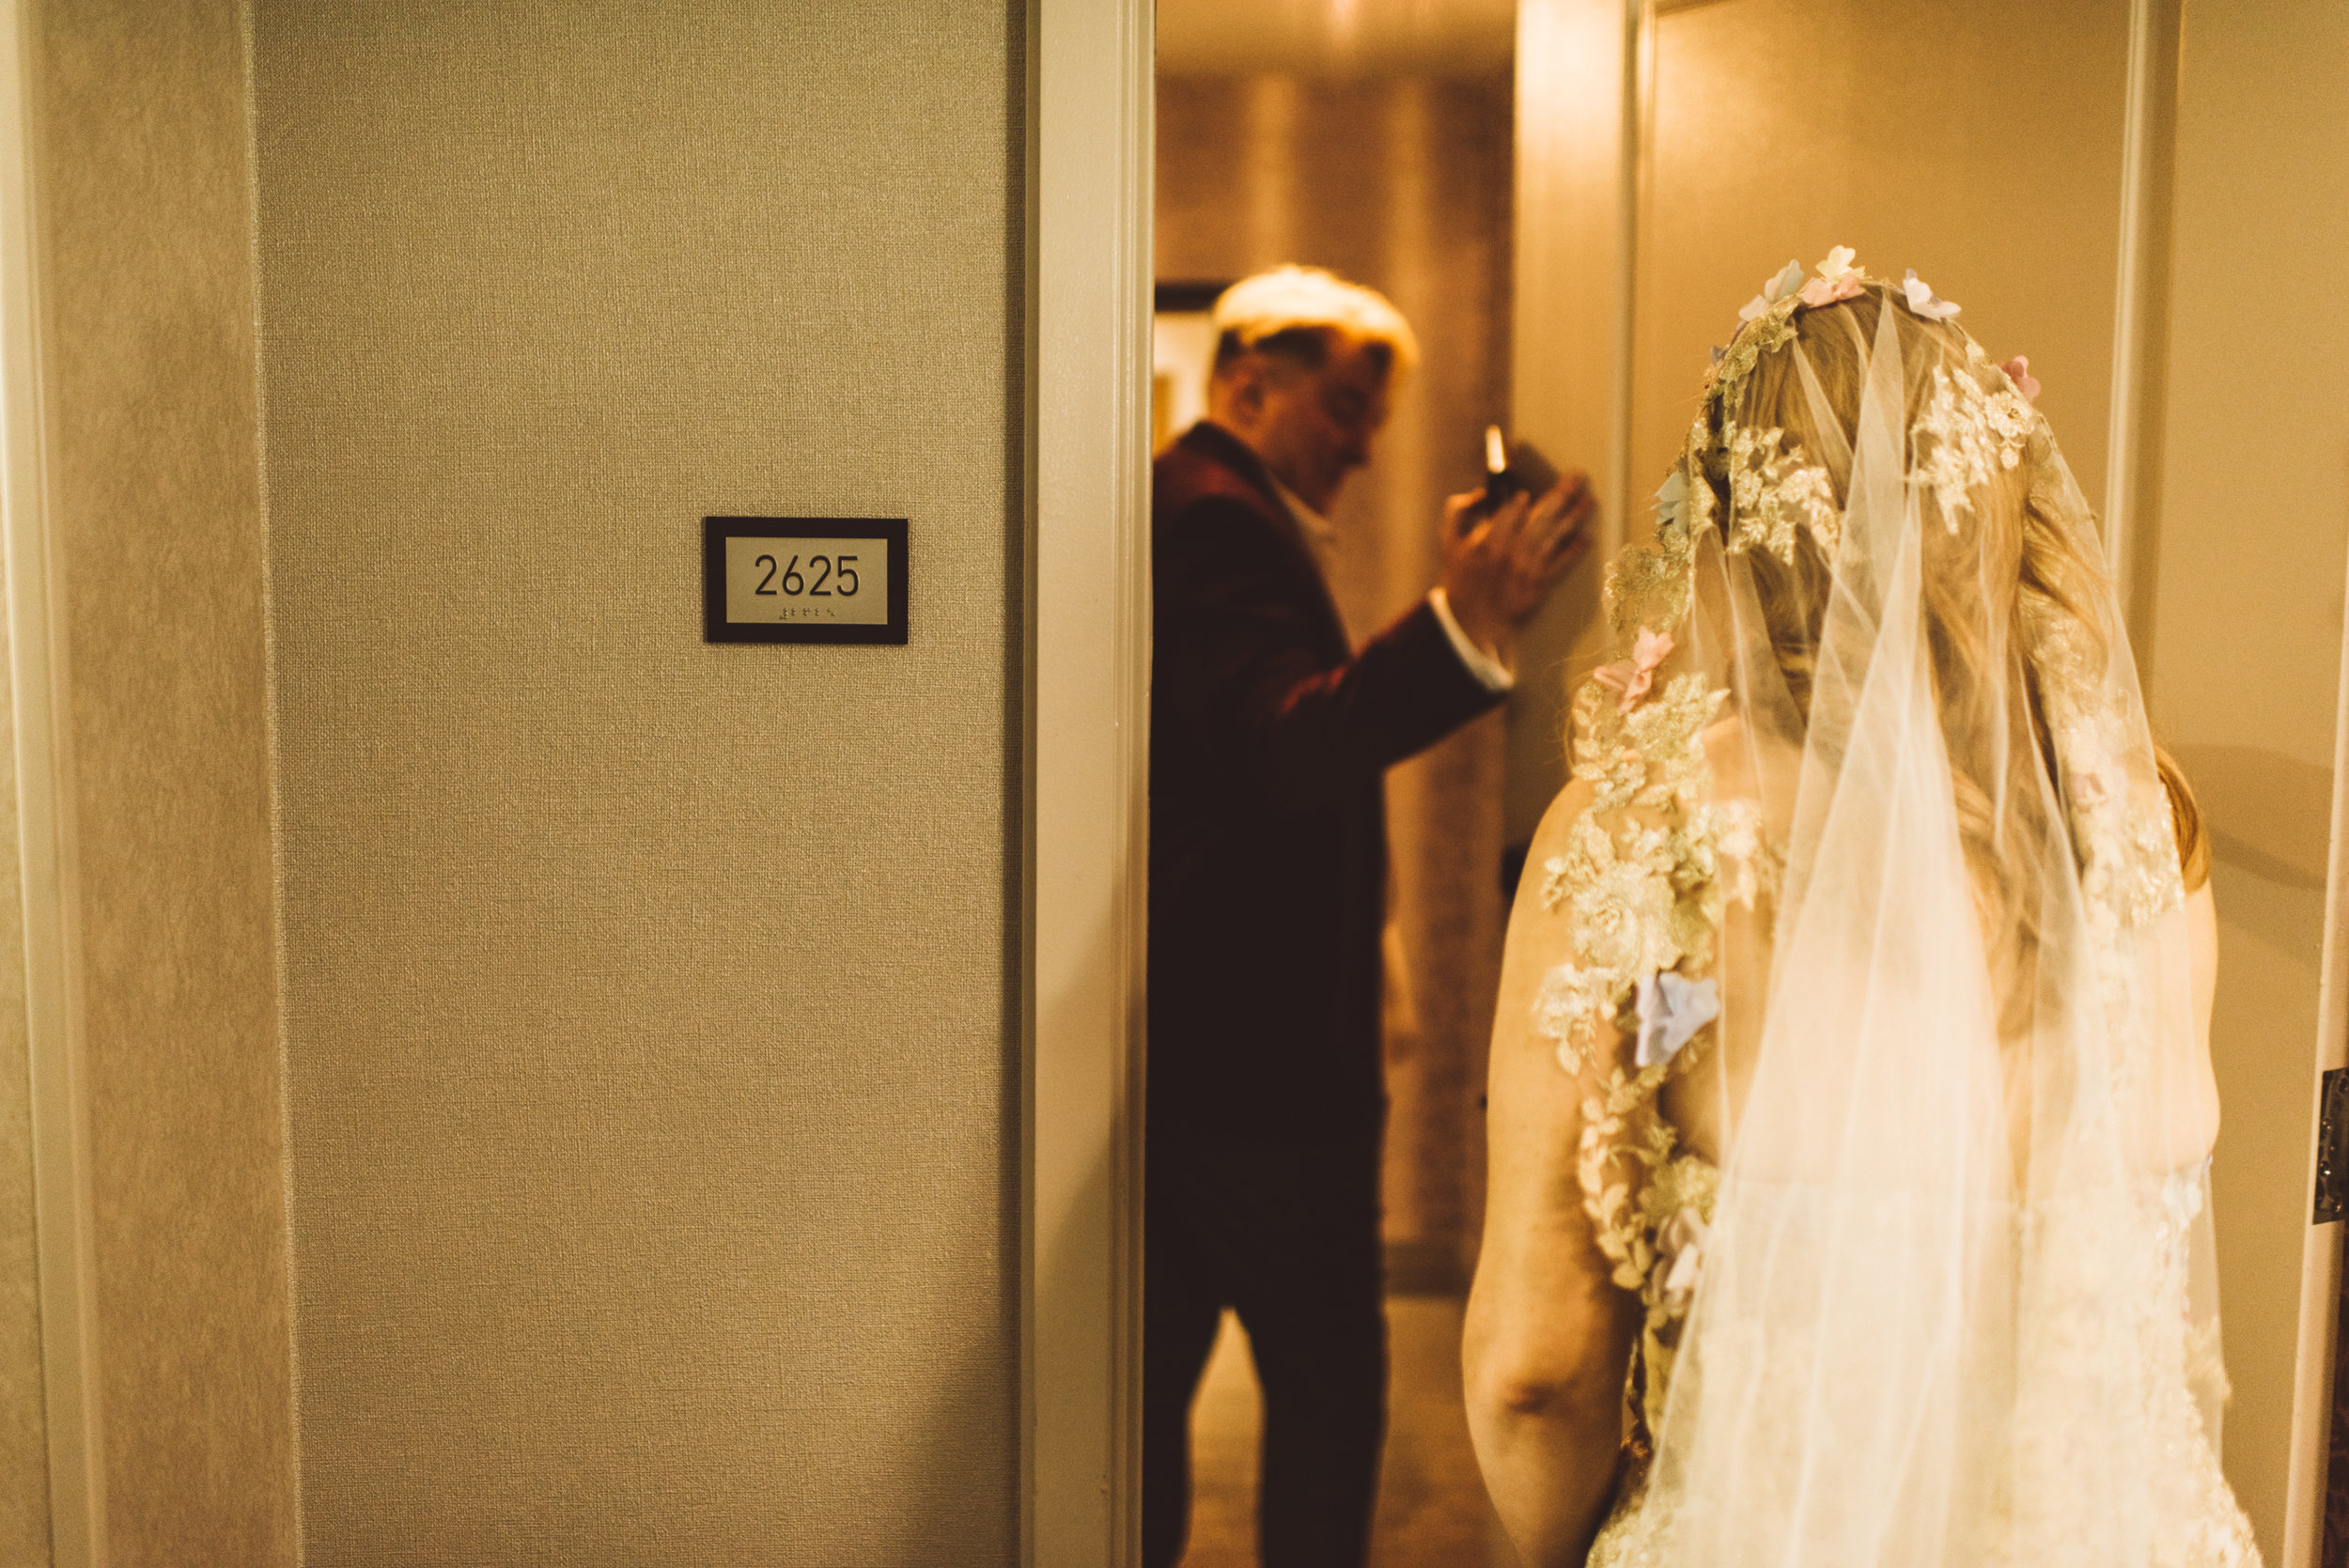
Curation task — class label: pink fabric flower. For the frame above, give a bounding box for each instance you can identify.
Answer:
[1657,1204,1710,1313]
[1798,245,1863,308]
[1594,627,1674,712]
[2001,355,2042,402]
[1798,272,1864,308]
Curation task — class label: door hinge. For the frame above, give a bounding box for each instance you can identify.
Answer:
[2314,1066,2349,1223]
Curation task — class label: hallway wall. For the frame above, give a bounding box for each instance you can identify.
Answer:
[251,2,1022,1561]
[2145,0,2349,1550]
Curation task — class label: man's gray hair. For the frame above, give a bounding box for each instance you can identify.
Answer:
[1210,266,1420,380]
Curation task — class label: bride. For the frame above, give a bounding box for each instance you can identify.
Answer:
[1463,250,2261,1567]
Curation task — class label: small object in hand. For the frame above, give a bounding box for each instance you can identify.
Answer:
[1482,425,1562,509]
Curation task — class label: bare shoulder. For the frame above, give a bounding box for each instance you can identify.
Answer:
[1701,708,1802,800]
[1525,776,1595,867]
[2186,879,2218,1008]
[1503,774,1600,970]
[2186,879,2217,947]
[1496,772,1612,1055]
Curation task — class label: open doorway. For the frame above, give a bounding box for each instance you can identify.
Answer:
[1151,2,1527,1562]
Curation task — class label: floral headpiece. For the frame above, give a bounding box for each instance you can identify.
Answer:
[1704,246,1867,418]
[1631,248,2046,602]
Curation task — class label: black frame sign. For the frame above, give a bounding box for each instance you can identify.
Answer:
[703,517,908,644]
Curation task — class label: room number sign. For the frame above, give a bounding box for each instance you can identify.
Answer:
[702,517,908,644]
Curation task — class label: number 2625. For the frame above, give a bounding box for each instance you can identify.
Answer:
[753,553,859,598]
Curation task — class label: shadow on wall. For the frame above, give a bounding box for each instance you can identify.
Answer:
[2172,742,2329,895]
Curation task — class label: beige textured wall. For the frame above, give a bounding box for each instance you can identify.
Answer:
[1630,0,2128,520]
[252,3,1020,1560]
[1507,0,2132,843]
[2143,0,2349,1551]
[30,0,299,1561]
[1157,72,1516,1280]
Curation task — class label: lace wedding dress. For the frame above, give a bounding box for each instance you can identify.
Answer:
[1531,252,2261,1567]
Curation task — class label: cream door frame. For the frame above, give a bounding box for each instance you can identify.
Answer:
[0,0,103,1561]
[1028,0,1154,1563]
[2298,593,2349,1568]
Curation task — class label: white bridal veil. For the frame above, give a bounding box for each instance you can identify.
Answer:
[1538,252,2257,1566]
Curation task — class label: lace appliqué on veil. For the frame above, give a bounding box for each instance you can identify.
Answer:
[1725,426,1840,564]
[2029,605,2186,934]
[1590,1168,2261,1568]
[1608,494,1701,635]
[1911,365,2034,526]
[1705,306,1797,422]
[1535,520,1771,1347]
[1993,1166,2260,1568]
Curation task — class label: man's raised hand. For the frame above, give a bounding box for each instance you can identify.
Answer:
[1439,471,1597,665]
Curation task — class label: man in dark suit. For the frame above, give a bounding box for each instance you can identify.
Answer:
[1146,266,1592,1567]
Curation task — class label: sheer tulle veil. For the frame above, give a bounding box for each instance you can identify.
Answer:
[1545,252,2258,1566]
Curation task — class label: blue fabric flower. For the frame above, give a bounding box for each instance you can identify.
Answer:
[1655,470,1689,525]
[1740,259,1807,322]
[1634,971,1719,1069]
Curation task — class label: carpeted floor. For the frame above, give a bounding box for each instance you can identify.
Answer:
[1179,1296,1522,1567]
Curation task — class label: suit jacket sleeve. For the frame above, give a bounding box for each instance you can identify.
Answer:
[1158,494,1505,814]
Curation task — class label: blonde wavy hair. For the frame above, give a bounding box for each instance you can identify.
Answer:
[1719,285,2207,1021]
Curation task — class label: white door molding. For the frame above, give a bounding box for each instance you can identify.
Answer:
[0,0,103,1561]
[2285,551,2349,1568]
[1026,0,1152,1561]
[2102,0,2182,654]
